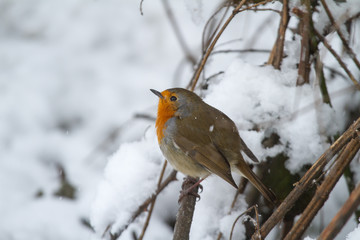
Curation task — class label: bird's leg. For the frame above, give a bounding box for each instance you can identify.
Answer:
[178,175,209,203]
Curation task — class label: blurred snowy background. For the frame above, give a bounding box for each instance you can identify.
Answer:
[0,0,359,239]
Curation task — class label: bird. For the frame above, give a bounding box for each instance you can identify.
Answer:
[150,88,277,205]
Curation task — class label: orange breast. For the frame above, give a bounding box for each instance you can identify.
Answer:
[155,94,176,143]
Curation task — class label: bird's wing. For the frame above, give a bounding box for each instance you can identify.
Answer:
[205,105,259,163]
[174,117,237,188]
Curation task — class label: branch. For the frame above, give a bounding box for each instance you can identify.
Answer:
[318,182,360,240]
[173,177,199,240]
[254,117,360,239]
[283,138,360,240]
[211,48,270,55]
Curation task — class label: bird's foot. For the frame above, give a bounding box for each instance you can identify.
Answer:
[178,177,204,203]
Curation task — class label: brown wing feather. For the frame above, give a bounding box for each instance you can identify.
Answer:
[173,130,237,188]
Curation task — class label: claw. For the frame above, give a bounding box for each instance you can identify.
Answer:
[178,189,201,203]
[178,177,206,203]
[198,184,204,193]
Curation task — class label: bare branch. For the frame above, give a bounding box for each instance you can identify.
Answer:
[173,177,199,240]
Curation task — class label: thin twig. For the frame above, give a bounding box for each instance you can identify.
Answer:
[189,0,273,91]
[254,117,360,239]
[283,138,360,240]
[318,183,360,240]
[320,0,360,70]
[139,0,145,15]
[211,48,270,55]
[314,29,360,90]
[138,161,168,240]
[161,0,196,65]
[246,8,280,14]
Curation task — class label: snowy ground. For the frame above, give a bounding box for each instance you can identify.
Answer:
[0,0,359,240]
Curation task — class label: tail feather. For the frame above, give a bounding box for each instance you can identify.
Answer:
[237,163,278,206]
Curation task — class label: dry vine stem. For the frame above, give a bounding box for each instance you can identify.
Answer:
[254,117,360,239]
[319,183,360,240]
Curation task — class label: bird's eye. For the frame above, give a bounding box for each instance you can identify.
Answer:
[170,96,177,101]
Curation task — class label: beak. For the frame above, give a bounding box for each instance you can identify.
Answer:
[150,89,164,99]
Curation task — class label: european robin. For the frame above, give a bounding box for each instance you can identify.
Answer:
[150,88,277,205]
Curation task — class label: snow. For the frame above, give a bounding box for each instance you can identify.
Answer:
[91,127,163,235]
[347,224,360,240]
[1,0,360,239]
